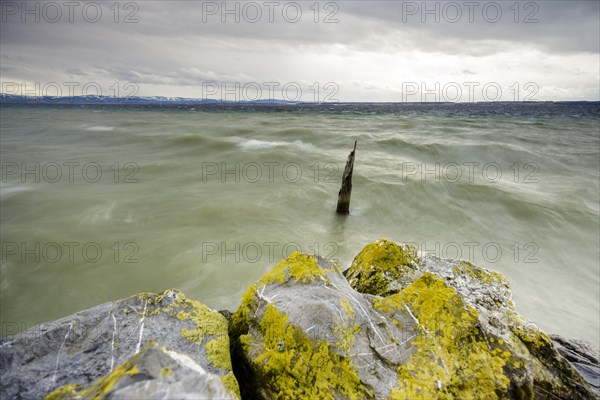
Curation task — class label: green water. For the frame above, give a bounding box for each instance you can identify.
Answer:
[1,105,598,345]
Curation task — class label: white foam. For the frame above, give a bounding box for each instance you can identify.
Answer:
[85,126,115,132]
[234,137,316,151]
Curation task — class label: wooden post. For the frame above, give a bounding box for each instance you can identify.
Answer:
[336,141,357,215]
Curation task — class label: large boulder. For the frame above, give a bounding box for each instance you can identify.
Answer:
[231,242,598,399]
[229,252,414,399]
[0,289,239,400]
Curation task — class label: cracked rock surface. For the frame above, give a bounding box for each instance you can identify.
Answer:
[0,289,239,400]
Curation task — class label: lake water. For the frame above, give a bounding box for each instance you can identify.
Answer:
[1,102,598,345]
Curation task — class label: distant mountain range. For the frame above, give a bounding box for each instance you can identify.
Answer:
[1,94,597,107]
[0,94,298,105]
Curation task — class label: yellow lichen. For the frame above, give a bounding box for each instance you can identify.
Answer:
[340,298,355,320]
[173,300,228,344]
[206,335,232,371]
[160,366,172,377]
[252,304,364,399]
[45,356,141,400]
[260,252,329,285]
[452,261,506,285]
[230,283,257,339]
[44,384,81,400]
[345,239,419,296]
[221,371,241,399]
[336,298,360,355]
[138,290,239,396]
[383,273,517,399]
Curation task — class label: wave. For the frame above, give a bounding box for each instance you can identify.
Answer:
[232,137,317,152]
[0,183,34,198]
[84,126,115,132]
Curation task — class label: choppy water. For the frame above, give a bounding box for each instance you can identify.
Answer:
[1,103,599,345]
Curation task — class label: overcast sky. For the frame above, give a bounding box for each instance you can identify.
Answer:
[1,0,599,102]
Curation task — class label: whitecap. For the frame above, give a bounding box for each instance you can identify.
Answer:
[85,126,115,132]
[233,137,316,152]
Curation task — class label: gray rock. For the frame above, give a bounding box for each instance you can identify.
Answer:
[2,240,597,400]
[0,289,239,400]
[99,344,234,400]
[550,334,600,393]
[229,252,413,399]
[342,239,598,399]
[230,242,598,399]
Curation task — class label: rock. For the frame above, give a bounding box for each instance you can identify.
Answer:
[343,239,598,399]
[44,344,235,400]
[344,239,421,296]
[2,240,597,400]
[0,289,239,400]
[229,252,414,399]
[231,242,598,399]
[550,334,600,392]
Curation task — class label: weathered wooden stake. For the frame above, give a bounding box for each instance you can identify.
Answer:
[336,140,357,215]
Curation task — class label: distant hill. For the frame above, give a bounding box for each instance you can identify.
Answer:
[0,94,297,105]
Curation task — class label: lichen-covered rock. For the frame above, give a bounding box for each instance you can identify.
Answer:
[229,251,416,399]
[2,241,596,400]
[45,344,235,400]
[0,289,239,400]
[345,239,598,399]
[344,240,420,296]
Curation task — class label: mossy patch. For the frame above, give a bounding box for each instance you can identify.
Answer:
[230,283,257,340]
[221,371,241,399]
[251,303,365,399]
[340,298,355,320]
[452,261,506,285]
[44,383,81,400]
[333,298,361,356]
[45,354,141,400]
[135,290,240,398]
[345,239,419,296]
[510,321,591,398]
[206,335,232,371]
[381,273,521,399]
[260,252,331,285]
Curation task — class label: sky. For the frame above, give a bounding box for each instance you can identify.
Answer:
[1,0,599,102]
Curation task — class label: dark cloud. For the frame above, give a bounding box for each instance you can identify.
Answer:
[0,1,598,100]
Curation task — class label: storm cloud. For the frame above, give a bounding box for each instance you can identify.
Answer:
[1,0,598,101]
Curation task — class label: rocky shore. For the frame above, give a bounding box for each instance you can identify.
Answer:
[1,239,598,399]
